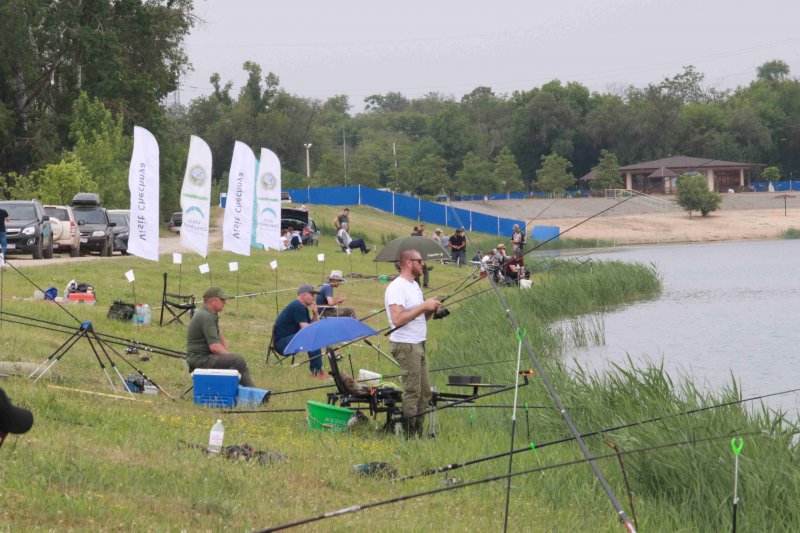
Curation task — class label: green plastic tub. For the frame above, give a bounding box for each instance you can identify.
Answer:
[307,400,355,431]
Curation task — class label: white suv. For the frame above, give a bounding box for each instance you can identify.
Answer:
[44,205,81,257]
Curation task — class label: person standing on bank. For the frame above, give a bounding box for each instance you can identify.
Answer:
[511,224,525,257]
[186,287,256,387]
[385,249,442,436]
[448,228,467,266]
[0,206,8,257]
[333,208,350,231]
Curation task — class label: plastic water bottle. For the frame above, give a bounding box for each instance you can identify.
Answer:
[134,304,152,325]
[208,419,225,454]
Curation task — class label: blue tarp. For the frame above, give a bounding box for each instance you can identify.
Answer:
[531,226,560,242]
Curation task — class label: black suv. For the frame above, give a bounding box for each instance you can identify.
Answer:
[70,193,115,256]
[0,200,54,259]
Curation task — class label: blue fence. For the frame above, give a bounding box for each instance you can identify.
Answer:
[751,181,800,192]
[285,185,526,237]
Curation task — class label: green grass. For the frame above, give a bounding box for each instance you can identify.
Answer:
[780,227,800,239]
[0,205,797,531]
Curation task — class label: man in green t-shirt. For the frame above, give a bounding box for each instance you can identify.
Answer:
[186,287,255,387]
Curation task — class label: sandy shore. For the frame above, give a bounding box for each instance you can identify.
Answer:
[454,194,800,245]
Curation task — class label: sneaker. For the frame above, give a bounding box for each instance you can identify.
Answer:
[312,371,332,380]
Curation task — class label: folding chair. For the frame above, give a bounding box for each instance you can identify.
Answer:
[325,348,403,431]
[159,272,196,326]
[265,326,295,366]
[316,305,340,319]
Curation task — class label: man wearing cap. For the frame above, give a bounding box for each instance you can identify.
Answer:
[448,228,467,266]
[433,228,448,248]
[491,244,511,284]
[273,284,326,377]
[0,386,34,450]
[316,270,357,319]
[186,287,256,387]
[385,248,442,437]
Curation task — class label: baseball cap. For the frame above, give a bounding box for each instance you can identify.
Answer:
[328,270,344,281]
[297,284,319,295]
[435,228,442,233]
[0,387,34,435]
[203,287,232,300]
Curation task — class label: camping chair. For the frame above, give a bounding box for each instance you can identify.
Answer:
[265,326,295,366]
[159,272,196,326]
[316,305,340,318]
[325,348,403,431]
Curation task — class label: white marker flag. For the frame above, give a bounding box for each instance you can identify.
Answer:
[180,135,212,257]
[172,252,182,265]
[199,263,210,274]
[317,253,325,262]
[127,126,160,261]
[255,148,282,251]
[124,270,135,283]
[223,141,257,256]
[228,261,239,272]
[269,260,278,270]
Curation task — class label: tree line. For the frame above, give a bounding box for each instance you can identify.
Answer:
[1,1,799,215]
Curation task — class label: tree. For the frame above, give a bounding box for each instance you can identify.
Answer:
[675,173,721,217]
[590,149,623,190]
[414,154,452,196]
[762,166,781,183]
[455,153,495,195]
[68,93,131,208]
[757,60,790,82]
[492,148,524,193]
[29,155,97,205]
[536,154,574,194]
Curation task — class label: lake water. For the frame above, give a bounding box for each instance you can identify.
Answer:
[564,239,800,418]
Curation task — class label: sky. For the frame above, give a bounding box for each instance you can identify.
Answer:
[179,0,800,111]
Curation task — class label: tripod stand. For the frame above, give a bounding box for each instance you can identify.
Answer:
[28,321,172,399]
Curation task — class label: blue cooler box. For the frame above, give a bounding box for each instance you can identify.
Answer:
[192,369,240,407]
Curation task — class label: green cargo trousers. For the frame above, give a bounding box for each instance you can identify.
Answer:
[390,341,431,420]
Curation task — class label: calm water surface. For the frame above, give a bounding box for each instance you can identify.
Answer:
[565,239,800,417]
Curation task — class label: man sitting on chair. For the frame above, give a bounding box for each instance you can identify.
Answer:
[274,284,327,378]
[186,287,256,387]
[336,222,369,254]
[316,270,357,319]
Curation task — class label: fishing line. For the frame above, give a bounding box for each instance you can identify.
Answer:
[0,311,186,359]
[2,258,83,325]
[448,207,636,531]
[254,431,759,532]
[396,383,800,481]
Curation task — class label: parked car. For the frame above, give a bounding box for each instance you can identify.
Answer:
[281,207,320,245]
[281,191,292,203]
[70,193,115,256]
[0,200,53,259]
[108,209,130,255]
[168,212,182,233]
[43,205,80,257]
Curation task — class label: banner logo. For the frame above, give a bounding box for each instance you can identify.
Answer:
[190,165,207,187]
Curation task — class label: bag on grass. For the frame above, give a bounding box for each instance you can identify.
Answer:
[108,300,135,322]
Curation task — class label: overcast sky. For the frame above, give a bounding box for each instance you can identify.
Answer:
[180,0,800,111]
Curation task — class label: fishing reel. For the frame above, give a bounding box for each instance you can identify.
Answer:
[432,308,450,320]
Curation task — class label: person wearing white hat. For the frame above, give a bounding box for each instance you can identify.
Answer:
[316,270,357,318]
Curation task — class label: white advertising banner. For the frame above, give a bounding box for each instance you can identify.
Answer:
[179,135,212,257]
[127,126,160,261]
[255,148,282,251]
[222,141,256,256]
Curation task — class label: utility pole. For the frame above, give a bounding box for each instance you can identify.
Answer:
[304,143,312,179]
[343,127,347,186]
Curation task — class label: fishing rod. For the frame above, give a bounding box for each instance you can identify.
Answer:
[254,431,759,532]
[231,276,384,301]
[0,311,186,359]
[448,207,636,531]
[265,358,520,397]
[395,383,800,482]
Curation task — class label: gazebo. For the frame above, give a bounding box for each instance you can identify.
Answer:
[619,156,759,194]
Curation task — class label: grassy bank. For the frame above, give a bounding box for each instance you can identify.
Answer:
[0,206,797,531]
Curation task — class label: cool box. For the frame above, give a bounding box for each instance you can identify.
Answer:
[192,369,240,408]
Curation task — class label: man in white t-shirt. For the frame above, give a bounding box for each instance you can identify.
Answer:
[384,248,442,436]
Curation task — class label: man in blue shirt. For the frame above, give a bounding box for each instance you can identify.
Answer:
[274,284,326,377]
[0,207,8,258]
[316,270,357,318]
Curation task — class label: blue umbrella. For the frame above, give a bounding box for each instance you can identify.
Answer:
[283,317,378,355]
